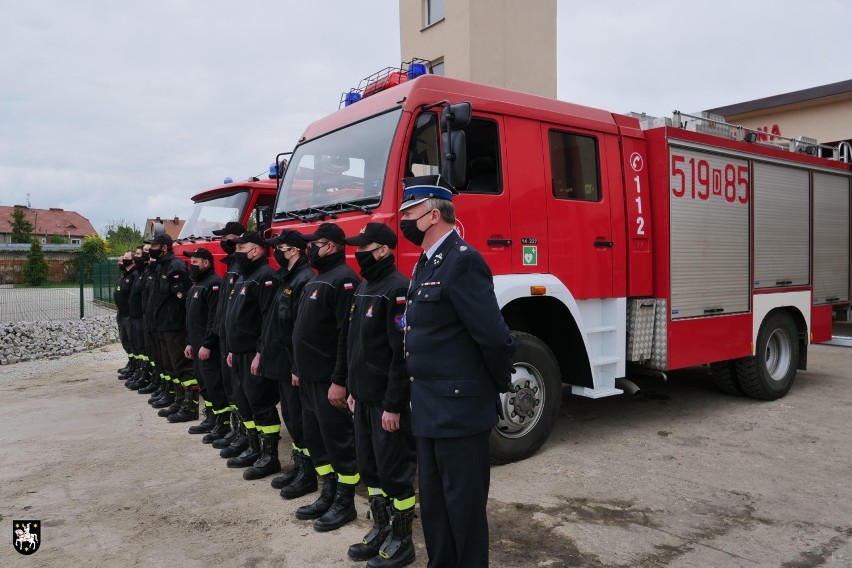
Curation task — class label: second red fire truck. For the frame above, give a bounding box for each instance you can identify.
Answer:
[266,63,851,463]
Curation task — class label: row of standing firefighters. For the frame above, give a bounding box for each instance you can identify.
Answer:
[112,176,516,568]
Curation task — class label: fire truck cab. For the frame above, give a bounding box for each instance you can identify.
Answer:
[172,169,279,276]
[270,65,852,463]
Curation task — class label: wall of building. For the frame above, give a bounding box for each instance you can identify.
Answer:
[400,0,556,98]
[0,251,80,285]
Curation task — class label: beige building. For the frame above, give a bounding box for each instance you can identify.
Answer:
[707,79,852,150]
[399,0,557,98]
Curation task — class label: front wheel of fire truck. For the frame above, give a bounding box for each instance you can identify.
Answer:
[490,332,562,464]
[734,311,799,401]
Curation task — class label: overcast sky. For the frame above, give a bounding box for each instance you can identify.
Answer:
[2,1,850,236]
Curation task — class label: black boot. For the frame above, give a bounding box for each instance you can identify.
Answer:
[138,369,160,394]
[158,384,185,417]
[243,433,281,480]
[118,359,135,379]
[202,412,231,444]
[188,405,216,434]
[212,412,240,449]
[117,358,133,376]
[295,474,336,519]
[219,418,249,458]
[271,449,302,489]
[226,428,260,467]
[280,453,318,499]
[168,386,200,423]
[367,505,416,568]
[150,383,175,408]
[146,378,167,404]
[348,496,392,561]
[314,481,357,532]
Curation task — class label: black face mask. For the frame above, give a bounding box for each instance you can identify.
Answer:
[220,239,236,255]
[400,210,433,246]
[133,256,147,269]
[121,259,133,268]
[189,265,201,280]
[148,247,164,260]
[355,249,380,271]
[232,251,249,266]
[274,250,288,268]
[308,245,340,272]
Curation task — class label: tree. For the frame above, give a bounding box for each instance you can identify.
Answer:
[10,208,34,243]
[104,219,143,255]
[49,234,69,244]
[23,238,50,286]
[79,234,109,283]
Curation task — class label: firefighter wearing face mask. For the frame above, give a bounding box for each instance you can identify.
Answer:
[115,251,136,379]
[177,247,226,431]
[144,234,196,422]
[123,246,148,387]
[343,222,417,568]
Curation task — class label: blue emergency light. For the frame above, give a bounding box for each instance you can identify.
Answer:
[407,62,428,79]
[223,177,233,184]
[269,163,278,177]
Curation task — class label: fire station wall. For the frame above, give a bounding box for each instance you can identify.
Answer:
[724,94,852,146]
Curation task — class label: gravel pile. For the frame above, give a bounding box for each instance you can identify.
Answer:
[0,316,119,365]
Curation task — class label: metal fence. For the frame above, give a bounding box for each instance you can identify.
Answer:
[0,254,117,323]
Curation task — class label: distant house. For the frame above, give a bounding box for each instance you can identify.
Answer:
[0,205,97,245]
[143,216,185,240]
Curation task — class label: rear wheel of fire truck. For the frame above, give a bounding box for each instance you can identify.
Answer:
[490,332,562,464]
[710,361,743,396]
[734,311,799,400]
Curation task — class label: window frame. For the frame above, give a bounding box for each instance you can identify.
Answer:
[547,129,602,202]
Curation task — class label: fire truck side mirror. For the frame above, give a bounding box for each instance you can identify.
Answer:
[440,102,472,131]
[255,206,271,234]
[441,130,467,187]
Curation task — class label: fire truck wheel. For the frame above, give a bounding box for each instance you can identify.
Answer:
[734,311,799,400]
[710,361,743,396]
[490,332,562,464]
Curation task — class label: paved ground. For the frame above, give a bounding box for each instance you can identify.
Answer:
[0,286,113,322]
[1,338,851,567]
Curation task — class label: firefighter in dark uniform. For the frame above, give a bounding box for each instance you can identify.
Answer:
[206,222,245,447]
[176,248,226,430]
[260,230,317,498]
[291,222,361,532]
[129,246,158,392]
[399,176,515,568]
[344,223,417,568]
[124,246,148,387]
[139,246,167,399]
[145,234,196,421]
[223,231,282,479]
[115,252,136,379]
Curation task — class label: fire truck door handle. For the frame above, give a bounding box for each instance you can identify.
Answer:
[827,297,840,302]
[487,238,512,246]
[703,308,725,314]
[775,280,793,286]
[594,240,613,248]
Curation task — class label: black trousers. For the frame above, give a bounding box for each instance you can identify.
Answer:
[191,344,228,413]
[277,379,305,448]
[232,352,280,431]
[117,314,131,354]
[128,318,144,356]
[417,431,491,568]
[300,380,357,481]
[354,401,416,501]
[218,337,236,407]
[143,326,161,382]
[156,330,193,384]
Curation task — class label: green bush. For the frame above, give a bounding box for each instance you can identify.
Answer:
[23,238,50,286]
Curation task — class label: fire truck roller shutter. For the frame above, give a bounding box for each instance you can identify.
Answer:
[753,163,810,289]
[812,173,850,305]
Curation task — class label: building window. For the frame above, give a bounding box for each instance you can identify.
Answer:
[548,130,601,201]
[71,238,81,245]
[430,59,445,76]
[423,0,444,28]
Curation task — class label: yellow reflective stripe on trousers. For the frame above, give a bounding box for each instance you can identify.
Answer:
[337,472,360,485]
[315,463,334,476]
[393,496,416,511]
[243,420,256,430]
[181,378,198,387]
[257,424,281,435]
[212,407,229,415]
[368,487,387,497]
[204,400,213,408]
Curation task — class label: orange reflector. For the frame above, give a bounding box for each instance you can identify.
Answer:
[810,331,813,344]
[750,340,754,355]
[530,286,547,296]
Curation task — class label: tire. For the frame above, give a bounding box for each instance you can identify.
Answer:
[490,332,562,464]
[710,361,743,396]
[734,311,799,400]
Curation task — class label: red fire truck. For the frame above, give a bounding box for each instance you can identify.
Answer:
[171,168,279,275]
[269,63,852,463]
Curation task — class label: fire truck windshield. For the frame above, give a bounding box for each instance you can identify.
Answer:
[274,108,402,219]
[178,190,249,239]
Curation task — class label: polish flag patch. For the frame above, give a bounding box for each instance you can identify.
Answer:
[211,286,219,291]
[396,296,406,304]
[264,280,273,287]
[343,282,354,290]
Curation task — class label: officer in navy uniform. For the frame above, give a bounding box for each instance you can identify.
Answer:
[343,222,417,568]
[399,175,515,568]
[291,222,361,532]
[261,230,318,499]
[177,247,225,429]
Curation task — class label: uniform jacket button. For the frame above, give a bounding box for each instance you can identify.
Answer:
[410,376,415,382]
[405,325,411,331]
[453,389,459,394]
[408,300,412,305]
